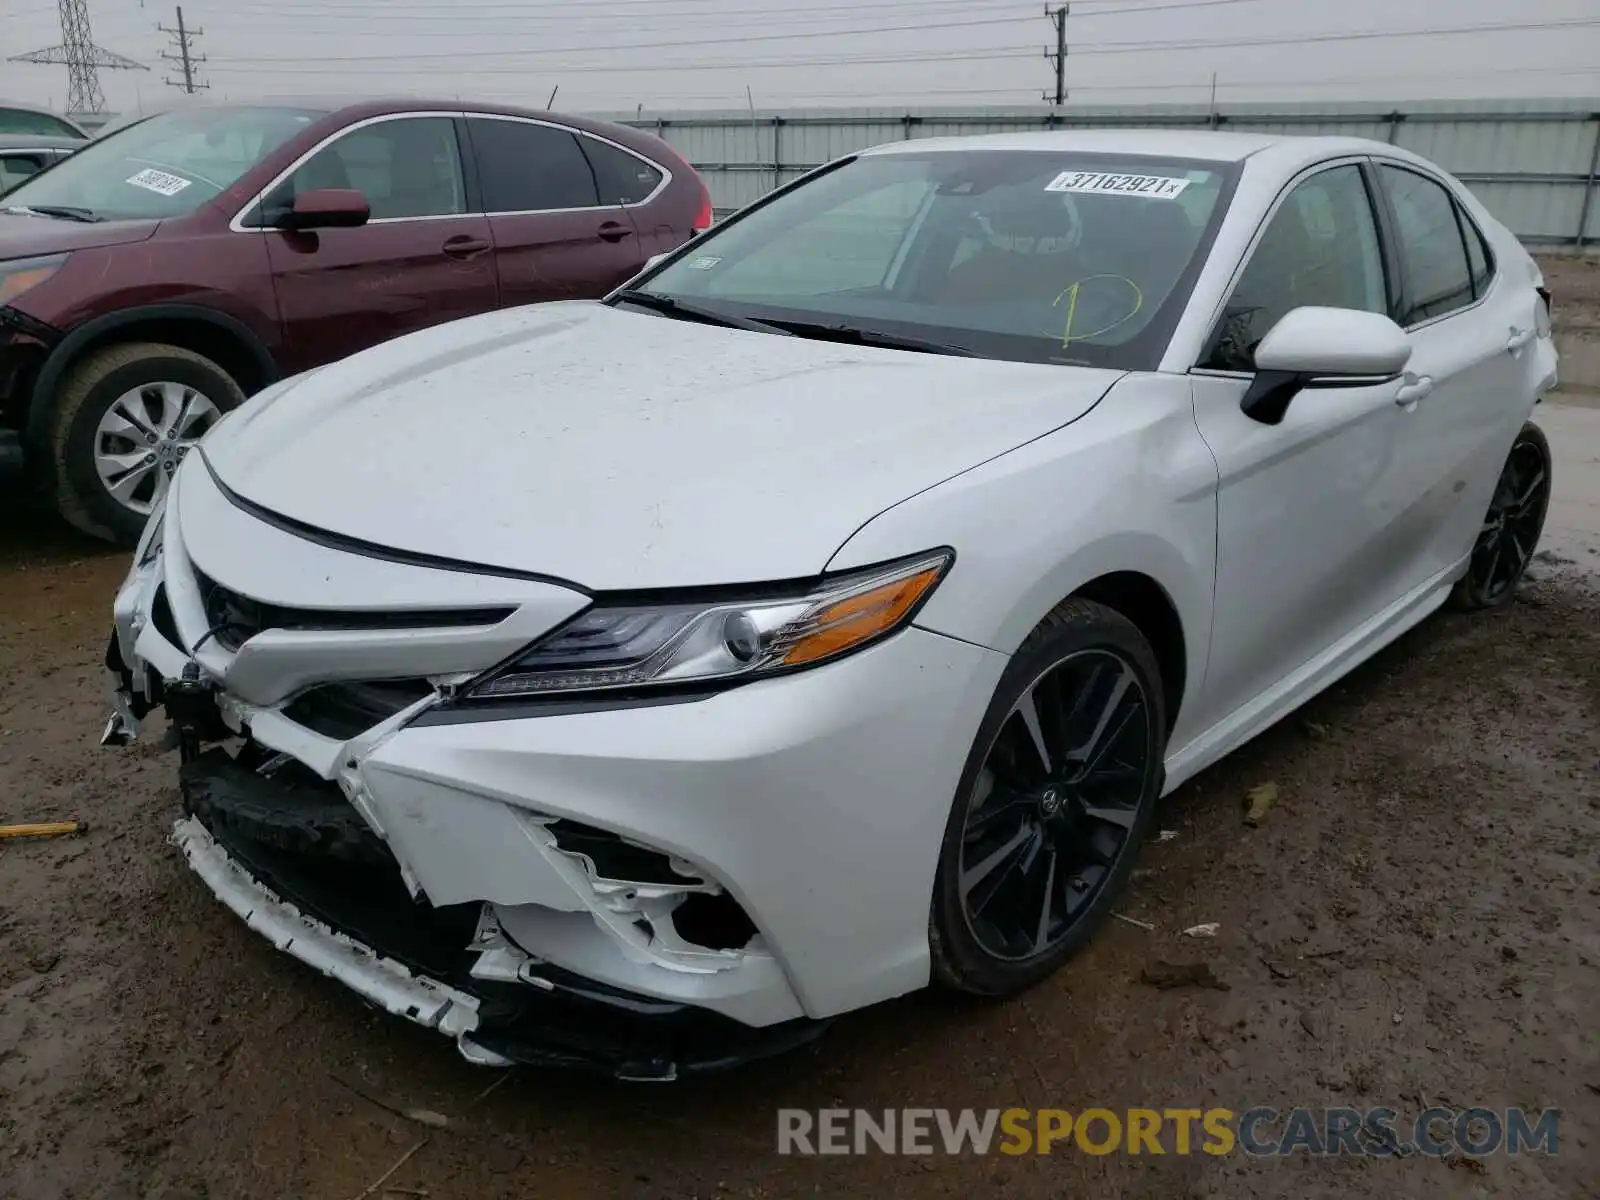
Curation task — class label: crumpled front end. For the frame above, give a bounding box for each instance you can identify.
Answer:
[106,453,1006,1078]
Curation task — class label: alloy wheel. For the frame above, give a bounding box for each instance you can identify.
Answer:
[94,380,222,516]
[957,648,1153,962]
[1466,433,1551,605]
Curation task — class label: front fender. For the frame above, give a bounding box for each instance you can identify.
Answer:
[826,373,1221,750]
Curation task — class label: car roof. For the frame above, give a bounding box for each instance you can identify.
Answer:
[113,94,606,125]
[858,128,1395,166]
[0,132,83,151]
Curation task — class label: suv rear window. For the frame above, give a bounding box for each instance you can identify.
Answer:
[582,138,663,205]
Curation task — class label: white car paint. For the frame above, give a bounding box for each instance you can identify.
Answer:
[202,302,1124,587]
[108,129,1558,1067]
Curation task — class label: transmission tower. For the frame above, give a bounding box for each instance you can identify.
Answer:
[8,0,149,116]
[159,6,208,93]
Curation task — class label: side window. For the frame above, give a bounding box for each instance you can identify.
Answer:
[0,153,49,192]
[469,118,600,212]
[580,137,663,205]
[1461,207,1495,298]
[1207,164,1387,370]
[1380,165,1474,325]
[277,117,466,221]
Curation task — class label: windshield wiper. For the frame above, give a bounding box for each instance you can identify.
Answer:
[611,289,791,336]
[770,320,979,358]
[1,204,102,223]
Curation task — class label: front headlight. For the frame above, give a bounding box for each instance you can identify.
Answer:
[0,254,67,306]
[468,549,953,699]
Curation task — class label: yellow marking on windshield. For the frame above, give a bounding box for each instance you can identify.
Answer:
[1053,274,1145,347]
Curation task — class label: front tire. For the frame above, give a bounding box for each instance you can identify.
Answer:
[48,342,244,545]
[930,599,1166,997]
[1448,421,1552,612]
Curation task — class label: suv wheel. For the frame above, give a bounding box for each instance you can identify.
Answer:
[48,342,245,545]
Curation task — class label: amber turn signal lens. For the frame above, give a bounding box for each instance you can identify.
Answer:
[782,564,945,666]
[0,265,60,306]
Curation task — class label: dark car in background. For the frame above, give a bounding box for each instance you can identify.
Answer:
[0,103,88,140]
[0,97,711,543]
[0,133,81,193]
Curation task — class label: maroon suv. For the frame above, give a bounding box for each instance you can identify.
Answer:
[0,97,710,543]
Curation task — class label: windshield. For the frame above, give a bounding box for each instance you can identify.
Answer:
[0,106,322,221]
[638,150,1237,369]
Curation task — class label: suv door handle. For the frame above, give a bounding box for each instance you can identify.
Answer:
[597,220,634,243]
[1394,375,1435,407]
[442,235,491,259]
[1506,326,1535,354]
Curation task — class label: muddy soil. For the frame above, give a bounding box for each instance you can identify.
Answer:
[2,501,1596,1200]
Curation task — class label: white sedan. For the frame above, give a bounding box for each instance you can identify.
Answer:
[105,130,1558,1078]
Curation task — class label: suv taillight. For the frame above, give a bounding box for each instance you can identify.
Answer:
[692,181,713,233]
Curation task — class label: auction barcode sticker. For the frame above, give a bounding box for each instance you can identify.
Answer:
[1044,171,1190,199]
[125,168,193,197]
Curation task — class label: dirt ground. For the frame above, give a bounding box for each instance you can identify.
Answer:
[2,283,1598,1199]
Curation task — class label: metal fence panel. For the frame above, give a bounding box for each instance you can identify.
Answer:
[607,98,1600,246]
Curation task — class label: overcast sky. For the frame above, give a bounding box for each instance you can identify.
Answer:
[3,0,1598,116]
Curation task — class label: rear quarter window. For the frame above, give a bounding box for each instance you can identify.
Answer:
[580,137,663,205]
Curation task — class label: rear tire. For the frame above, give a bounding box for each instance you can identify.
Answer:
[1447,421,1552,612]
[930,599,1166,997]
[48,342,244,545]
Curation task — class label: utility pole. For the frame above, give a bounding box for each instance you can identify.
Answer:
[159,6,208,94]
[1044,5,1068,106]
[7,0,148,117]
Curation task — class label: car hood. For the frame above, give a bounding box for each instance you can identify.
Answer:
[203,301,1123,589]
[0,212,160,257]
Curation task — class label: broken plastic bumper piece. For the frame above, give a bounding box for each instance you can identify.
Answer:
[172,749,825,1079]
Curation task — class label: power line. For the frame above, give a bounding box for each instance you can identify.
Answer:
[6,0,148,114]
[192,0,1022,18]
[203,15,1600,69]
[209,13,1039,62]
[158,5,209,94]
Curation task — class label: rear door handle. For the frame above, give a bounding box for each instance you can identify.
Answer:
[1506,326,1535,354]
[597,220,634,243]
[1394,375,1434,407]
[442,235,491,259]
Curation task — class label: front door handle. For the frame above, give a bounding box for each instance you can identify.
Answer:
[1506,325,1535,354]
[597,220,634,243]
[442,235,491,259]
[1394,375,1435,407]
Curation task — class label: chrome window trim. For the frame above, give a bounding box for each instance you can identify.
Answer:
[462,111,673,216]
[228,110,468,233]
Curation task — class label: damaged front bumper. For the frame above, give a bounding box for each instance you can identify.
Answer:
[105,456,1005,1076]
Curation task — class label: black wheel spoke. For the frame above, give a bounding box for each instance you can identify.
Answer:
[962,822,1036,913]
[957,648,1153,962]
[1011,685,1053,775]
[1032,849,1059,952]
[1080,799,1139,830]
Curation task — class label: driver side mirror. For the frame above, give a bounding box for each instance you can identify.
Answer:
[1242,306,1412,425]
[272,187,370,232]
